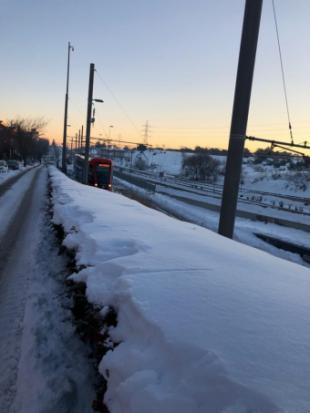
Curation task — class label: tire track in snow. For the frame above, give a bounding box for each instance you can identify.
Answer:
[0,166,38,198]
[0,167,97,412]
[0,168,40,411]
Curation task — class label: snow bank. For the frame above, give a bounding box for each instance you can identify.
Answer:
[0,164,31,185]
[50,167,310,413]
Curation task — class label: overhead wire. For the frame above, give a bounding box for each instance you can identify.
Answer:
[95,69,141,136]
[272,0,294,144]
[94,108,109,138]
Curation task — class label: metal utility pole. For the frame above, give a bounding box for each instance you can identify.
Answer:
[77,129,81,151]
[84,63,95,184]
[80,125,84,151]
[143,121,149,145]
[218,0,263,238]
[62,41,74,173]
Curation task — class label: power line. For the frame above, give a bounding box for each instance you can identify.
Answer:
[272,0,294,144]
[89,136,152,147]
[95,69,140,135]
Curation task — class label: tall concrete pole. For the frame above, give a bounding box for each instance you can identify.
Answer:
[218,0,263,238]
[84,63,95,184]
[62,41,74,173]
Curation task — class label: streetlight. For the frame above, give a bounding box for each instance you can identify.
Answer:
[91,99,104,124]
[109,125,114,140]
[62,41,74,174]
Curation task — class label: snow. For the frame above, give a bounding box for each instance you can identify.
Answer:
[50,167,310,413]
[241,161,310,197]
[111,149,310,199]
[114,176,309,266]
[0,170,19,184]
[154,183,309,225]
[114,149,189,175]
[0,167,95,412]
[0,165,32,185]
[0,169,39,240]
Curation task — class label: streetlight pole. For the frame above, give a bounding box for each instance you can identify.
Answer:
[218,0,263,238]
[84,63,95,184]
[62,41,74,174]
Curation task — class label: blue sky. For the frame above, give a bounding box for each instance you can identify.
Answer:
[1,0,310,149]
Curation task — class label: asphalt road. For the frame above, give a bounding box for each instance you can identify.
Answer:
[0,166,43,411]
[0,166,96,412]
[0,166,38,198]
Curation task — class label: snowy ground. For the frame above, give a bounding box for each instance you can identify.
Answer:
[0,167,96,412]
[111,149,310,197]
[156,184,309,220]
[0,165,33,185]
[50,167,310,413]
[113,165,309,213]
[114,176,309,267]
[241,161,310,197]
[113,149,188,176]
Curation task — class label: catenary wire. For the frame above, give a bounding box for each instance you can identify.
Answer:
[272,0,294,144]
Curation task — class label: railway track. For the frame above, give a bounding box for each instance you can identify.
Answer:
[113,176,309,265]
[114,168,310,232]
[115,166,309,208]
[114,167,310,217]
[255,234,310,264]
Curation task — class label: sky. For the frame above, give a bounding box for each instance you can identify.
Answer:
[1,0,310,150]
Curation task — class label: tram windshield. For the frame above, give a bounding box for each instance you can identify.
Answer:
[96,164,111,186]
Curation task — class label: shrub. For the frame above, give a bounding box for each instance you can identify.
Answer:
[182,153,220,182]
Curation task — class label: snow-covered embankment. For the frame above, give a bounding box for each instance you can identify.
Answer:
[50,167,310,413]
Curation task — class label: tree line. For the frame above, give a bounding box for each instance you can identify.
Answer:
[0,119,49,164]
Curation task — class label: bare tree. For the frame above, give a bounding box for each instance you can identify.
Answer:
[0,118,48,164]
[183,153,220,182]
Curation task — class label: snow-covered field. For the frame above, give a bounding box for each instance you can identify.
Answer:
[241,160,310,197]
[51,167,310,413]
[112,149,310,197]
[114,149,188,175]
